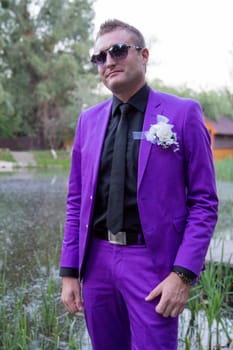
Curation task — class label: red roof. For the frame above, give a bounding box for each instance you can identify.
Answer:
[206,115,233,135]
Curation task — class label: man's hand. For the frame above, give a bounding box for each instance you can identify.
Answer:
[145,272,191,318]
[61,277,84,314]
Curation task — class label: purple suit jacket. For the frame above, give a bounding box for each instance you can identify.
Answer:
[60,88,218,280]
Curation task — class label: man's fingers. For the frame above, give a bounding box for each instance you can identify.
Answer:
[145,284,161,301]
[61,277,83,314]
[156,297,178,318]
[75,295,84,312]
[145,273,191,318]
[62,293,78,313]
[155,294,167,315]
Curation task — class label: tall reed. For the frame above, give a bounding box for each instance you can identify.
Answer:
[0,249,87,349]
[0,243,232,349]
[180,249,233,350]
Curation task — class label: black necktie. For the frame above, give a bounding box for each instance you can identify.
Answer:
[106,103,131,234]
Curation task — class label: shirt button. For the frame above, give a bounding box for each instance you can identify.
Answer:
[86,224,88,229]
[90,195,93,200]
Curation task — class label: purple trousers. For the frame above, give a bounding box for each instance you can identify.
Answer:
[82,237,178,350]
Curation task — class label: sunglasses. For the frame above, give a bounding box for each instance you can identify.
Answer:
[91,43,142,66]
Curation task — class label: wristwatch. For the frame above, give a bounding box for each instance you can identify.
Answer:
[173,271,193,286]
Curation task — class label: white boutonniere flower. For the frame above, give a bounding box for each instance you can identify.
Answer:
[145,115,179,151]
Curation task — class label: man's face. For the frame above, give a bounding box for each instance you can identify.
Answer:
[93,29,149,101]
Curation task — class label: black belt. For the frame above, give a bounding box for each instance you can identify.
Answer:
[94,229,145,245]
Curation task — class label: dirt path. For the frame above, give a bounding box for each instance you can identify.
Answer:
[11,151,36,167]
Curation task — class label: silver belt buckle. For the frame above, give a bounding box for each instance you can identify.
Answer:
[108,230,127,245]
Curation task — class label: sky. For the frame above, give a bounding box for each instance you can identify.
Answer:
[92,0,233,92]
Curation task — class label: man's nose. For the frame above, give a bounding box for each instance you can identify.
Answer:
[105,51,115,66]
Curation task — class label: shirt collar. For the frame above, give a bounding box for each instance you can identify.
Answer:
[112,84,149,116]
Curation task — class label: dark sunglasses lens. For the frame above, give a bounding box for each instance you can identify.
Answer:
[109,44,128,59]
[91,51,107,65]
[91,44,129,65]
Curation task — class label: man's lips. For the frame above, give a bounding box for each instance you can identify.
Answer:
[106,70,123,78]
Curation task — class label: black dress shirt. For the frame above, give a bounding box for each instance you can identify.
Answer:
[92,84,149,234]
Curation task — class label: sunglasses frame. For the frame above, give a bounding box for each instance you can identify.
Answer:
[91,43,142,66]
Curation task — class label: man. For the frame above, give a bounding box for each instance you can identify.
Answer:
[60,19,218,350]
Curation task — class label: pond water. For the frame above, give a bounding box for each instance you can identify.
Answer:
[0,170,232,349]
[0,170,67,286]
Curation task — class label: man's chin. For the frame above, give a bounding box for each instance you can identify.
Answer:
[105,78,125,94]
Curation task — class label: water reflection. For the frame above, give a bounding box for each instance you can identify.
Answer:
[0,170,67,286]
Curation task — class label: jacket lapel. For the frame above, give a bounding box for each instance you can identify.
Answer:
[138,90,163,189]
[91,100,112,190]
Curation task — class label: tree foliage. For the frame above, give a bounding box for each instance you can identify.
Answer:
[0,0,97,145]
[1,1,232,145]
[150,79,233,121]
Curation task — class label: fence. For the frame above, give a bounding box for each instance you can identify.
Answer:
[0,136,48,151]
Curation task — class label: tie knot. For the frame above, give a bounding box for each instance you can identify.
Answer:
[119,103,131,117]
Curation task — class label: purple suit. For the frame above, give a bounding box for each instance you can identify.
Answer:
[60,87,218,278]
[60,88,218,349]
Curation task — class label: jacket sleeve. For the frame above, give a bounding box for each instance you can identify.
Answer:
[173,100,218,276]
[59,116,82,276]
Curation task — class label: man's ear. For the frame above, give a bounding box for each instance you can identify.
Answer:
[142,48,149,63]
[141,48,149,72]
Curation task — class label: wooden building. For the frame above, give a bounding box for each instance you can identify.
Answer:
[205,115,233,160]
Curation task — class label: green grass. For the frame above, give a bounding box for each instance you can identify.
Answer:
[0,149,16,162]
[215,157,233,181]
[1,149,233,179]
[32,150,71,169]
[0,149,71,169]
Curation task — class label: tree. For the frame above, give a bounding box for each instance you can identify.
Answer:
[150,79,233,121]
[0,0,97,145]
